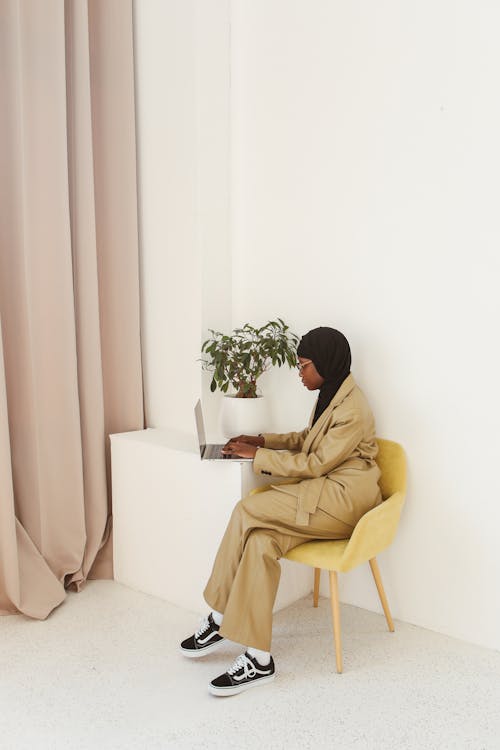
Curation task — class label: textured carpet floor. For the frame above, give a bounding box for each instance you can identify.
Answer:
[1,580,499,750]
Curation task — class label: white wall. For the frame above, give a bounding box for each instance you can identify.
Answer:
[133,0,231,435]
[134,0,500,650]
[230,0,500,651]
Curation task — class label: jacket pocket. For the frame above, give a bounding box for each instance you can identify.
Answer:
[298,476,327,516]
[270,479,301,496]
[271,477,326,525]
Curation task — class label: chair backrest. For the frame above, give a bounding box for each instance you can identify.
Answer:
[338,438,407,571]
[375,438,407,499]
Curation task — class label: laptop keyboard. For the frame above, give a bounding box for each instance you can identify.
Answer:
[204,444,234,460]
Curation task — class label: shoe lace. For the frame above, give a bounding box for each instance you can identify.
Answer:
[194,616,211,639]
[227,653,256,679]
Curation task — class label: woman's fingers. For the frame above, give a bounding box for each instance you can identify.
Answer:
[221,441,258,459]
[222,440,241,452]
[223,435,263,453]
[234,442,257,458]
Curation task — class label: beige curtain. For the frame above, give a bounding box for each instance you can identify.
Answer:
[0,0,144,618]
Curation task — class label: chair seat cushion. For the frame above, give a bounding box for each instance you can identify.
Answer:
[285,539,350,571]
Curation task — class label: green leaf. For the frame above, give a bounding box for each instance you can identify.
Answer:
[202,319,299,384]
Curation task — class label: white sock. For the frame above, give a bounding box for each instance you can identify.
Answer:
[247,646,271,665]
[211,609,223,626]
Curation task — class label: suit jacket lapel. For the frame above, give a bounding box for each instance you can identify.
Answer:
[302,374,356,454]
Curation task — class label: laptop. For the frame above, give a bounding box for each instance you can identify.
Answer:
[195,399,253,461]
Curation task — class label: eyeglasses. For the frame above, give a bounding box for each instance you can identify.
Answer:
[296,360,312,373]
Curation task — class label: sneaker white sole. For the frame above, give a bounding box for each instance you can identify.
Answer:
[208,673,275,696]
[180,638,226,658]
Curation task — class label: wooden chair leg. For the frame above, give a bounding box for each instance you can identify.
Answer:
[313,568,321,607]
[328,570,343,673]
[369,557,395,632]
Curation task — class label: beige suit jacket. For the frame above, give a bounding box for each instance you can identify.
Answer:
[253,374,382,526]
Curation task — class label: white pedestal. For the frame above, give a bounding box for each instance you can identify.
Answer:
[110,428,312,616]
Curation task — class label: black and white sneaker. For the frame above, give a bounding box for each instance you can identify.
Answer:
[208,651,275,696]
[180,613,225,658]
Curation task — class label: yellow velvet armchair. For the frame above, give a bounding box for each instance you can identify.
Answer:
[286,438,406,672]
[252,438,407,673]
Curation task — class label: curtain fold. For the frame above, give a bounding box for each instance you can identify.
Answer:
[0,0,144,618]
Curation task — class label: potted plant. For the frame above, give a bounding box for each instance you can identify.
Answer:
[201,318,299,437]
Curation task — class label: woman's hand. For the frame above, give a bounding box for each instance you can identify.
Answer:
[221,441,260,459]
[225,434,265,447]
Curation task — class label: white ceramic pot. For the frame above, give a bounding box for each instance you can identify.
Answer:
[219,395,269,439]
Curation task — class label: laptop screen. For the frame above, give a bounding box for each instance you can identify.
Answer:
[194,400,206,458]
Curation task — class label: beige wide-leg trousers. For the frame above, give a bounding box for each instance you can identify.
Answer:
[203,488,354,652]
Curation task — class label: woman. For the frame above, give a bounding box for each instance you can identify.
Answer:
[180,327,382,696]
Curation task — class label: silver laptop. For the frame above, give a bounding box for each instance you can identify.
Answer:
[195,399,253,461]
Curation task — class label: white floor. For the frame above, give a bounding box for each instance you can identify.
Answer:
[1,581,499,750]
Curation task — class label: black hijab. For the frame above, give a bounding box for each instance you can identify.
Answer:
[297,327,352,426]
